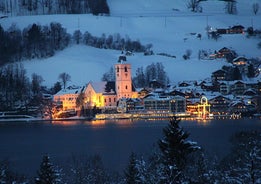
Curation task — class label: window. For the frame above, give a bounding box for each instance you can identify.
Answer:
[126,85,128,90]
[117,66,119,72]
[124,66,128,72]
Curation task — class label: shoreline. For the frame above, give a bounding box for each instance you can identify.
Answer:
[0,112,260,123]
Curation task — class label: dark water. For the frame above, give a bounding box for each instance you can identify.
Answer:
[0,118,260,176]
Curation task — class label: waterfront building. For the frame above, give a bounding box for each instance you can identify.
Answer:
[53,86,85,111]
[54,59,138,113]
[143,95,186,114]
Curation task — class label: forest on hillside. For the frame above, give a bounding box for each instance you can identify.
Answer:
[0,22,150,67]
[0,0,110,16]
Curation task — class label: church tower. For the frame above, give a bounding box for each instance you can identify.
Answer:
[115,60,133,100]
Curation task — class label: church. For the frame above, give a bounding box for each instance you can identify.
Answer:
[83,59,138,110]
[53,58,138,113]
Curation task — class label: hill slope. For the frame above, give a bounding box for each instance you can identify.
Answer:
[1,0,261,87]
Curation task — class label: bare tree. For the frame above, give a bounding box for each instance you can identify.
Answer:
[222,0,237,14]
[253,2,259,15]
[187,0,204,12]
[58,72,71,89]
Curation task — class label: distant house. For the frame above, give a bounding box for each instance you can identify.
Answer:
[231,80,246,95]
[232,56,248,66]
[179,82,190,87]
[117,98,143,113]
[209,95,231,114]
[137,88,151,99]
[229,100,255,114]
[219,82,230,95]
[216,47,236,59]
[228,25,245,34]
[168,90,186,98]
[216,25,245,34]
[149,79,165,89]
[243,89,256,96]
[216,29,227,34]
[211,69,227,82]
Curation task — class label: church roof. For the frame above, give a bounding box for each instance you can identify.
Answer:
[89,81,116,94]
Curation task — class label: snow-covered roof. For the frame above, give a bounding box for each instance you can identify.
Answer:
[89,81,107,93]
[55,86,84,95]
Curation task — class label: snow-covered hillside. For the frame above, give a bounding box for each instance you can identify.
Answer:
[1,0,261,87]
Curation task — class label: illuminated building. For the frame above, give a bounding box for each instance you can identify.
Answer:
[115,61,138,99]
[84,59,137,110]
[84,81,117,109]
[53,86,85,111]
[143,95,186,114]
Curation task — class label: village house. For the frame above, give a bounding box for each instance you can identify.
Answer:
[216,25,245,34]
[143,95,186,114]
[211,69,227,82]
[231,80,246,95]
[53,86,85,112]
[209,95,232,115]
[219,82,230,95]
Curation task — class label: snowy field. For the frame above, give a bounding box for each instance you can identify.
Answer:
[1,0,261,87]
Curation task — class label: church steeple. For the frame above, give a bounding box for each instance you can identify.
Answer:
[115,58,133,100]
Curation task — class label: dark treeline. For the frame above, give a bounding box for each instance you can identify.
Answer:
[73,30,149,53]
[133,62,169,88]
[0,63,62,112]
[0,118,260,184]
[0,23,150,67]
[0,22,70,66]
[0,0,110,16]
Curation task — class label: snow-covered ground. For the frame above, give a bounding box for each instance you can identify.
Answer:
[1,0,261,87]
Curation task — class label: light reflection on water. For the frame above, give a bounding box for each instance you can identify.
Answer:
[0,118,260,176]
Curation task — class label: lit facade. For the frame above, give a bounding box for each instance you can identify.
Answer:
[53,86,84,111]
[115,62,138,99]
[84,81,117,109]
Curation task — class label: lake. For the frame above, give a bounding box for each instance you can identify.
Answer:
[0,118,260,177]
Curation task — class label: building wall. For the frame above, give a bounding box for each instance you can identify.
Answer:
[115,63,133,99]
[84,84,104,108]
[53,93,78,111]
[144,96,186,113]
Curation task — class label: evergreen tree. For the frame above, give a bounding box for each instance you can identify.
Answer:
[66,154,107,184]
[125,152,146,184]
[219,131,261,184]
[158,117,200,183]
[35,155,62,184]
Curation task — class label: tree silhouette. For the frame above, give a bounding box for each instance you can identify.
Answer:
[158,117,200,183]
[58,72,71,89]
[35,155,62,184]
